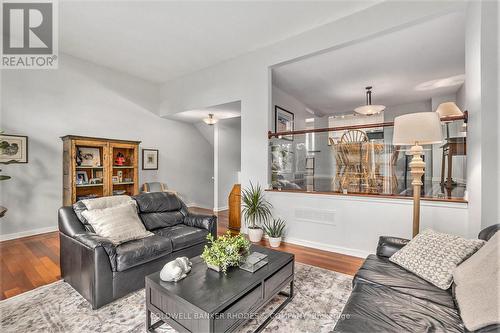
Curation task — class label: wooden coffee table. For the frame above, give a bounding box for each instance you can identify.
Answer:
[145,245,294,333]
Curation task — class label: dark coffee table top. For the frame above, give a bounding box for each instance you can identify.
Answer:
[146,245,294,313]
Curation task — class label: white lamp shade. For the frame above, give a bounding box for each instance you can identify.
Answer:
[393,112,443,145]
[435,102,463,118]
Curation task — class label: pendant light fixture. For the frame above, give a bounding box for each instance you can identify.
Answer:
[203,113,217,125]
[354,86,386,115]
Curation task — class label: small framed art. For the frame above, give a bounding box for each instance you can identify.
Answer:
[274,106,294,141]
[0,134,28,163]
[142,149,158,170]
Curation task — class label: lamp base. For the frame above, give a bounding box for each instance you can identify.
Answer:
[409,144,425,237]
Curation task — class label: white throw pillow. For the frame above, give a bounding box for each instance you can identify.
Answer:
[82,195,135,211]
[390,229,485,290]
[453,233,499,331]
[82,202,152,245]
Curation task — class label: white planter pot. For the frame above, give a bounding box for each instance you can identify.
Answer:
[268,237,282,248]
[248,228,263,242]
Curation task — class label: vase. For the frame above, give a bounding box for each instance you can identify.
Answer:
[248,228,263,242]
[268,237,282,248]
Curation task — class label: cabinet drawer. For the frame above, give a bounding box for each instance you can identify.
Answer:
[214,283,263,333]
[264,261,293,299]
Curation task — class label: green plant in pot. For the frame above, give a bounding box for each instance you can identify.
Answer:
[241,182,272,242]
[201,231,250,273]
[262,218,286,248]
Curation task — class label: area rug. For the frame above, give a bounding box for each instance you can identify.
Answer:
[0,263,352,333]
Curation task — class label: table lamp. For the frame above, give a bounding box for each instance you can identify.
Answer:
[393,112,443,237]
[435,102,463,140]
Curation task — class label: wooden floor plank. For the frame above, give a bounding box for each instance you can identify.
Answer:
[0,207,364,300]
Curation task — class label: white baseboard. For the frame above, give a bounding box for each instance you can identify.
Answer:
[239,228,369,259]
[0,226,58,242]
[283,237,370,258]
[214,206,228,212]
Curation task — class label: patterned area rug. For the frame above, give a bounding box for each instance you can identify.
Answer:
[0,263,352,333]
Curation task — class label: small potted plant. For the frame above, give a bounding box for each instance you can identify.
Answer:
[241,182,272,242]
[263,218,286,248]
[201,231,250,273]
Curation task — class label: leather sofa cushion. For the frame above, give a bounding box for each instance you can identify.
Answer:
[355,255,455,308]
[115,234,173,272]
[134,192,182,213]
[154,225,208,251]
[334,282,464,333]
[139,211,185,231]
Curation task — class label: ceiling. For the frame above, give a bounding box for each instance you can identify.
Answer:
[272,12,466,115]
[59,1,379,83]
[171,101,241,123]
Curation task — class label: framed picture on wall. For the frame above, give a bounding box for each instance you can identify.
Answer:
[274,106,294,141]
[142,149,158,170]
[0,134,28,163]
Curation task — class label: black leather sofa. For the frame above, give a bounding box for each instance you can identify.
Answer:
[334,224,500,333]
[58,192,217,309]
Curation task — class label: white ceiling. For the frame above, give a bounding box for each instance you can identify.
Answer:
[272,12,466,115]
[171,101,241,123]
[60,1,379,83]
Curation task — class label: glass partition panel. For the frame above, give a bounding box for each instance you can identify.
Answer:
[269,119,466,201]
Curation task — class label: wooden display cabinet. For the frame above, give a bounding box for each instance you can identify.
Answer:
[61,135,140,206]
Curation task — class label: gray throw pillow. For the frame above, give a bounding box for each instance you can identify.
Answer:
[390,229,485,290]
[453,233,499,331]
[82,202,152,245]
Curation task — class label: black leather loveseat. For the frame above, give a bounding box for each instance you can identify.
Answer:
[58,192,217,309]
[334,224,500,333]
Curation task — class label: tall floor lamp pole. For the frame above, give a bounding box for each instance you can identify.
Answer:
[393,113,443,238]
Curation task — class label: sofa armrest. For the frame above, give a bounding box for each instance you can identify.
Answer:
[376,236,410,258]
[183,213,217,238]
[478,224,500,241]
[58,206,86,237]
[59,232,114,309]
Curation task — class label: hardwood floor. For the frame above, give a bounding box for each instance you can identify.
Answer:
[0,232,61,300]
[0,208,364,300]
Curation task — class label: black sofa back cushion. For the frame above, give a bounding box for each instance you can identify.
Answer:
[134,192,182,213]
[139,211,185,230]
[134,192,185,230]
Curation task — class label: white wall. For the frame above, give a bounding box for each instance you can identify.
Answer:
[465,0,499,231]
[216,117,241,211]
[0,54,214,239]
[268,191,468,258]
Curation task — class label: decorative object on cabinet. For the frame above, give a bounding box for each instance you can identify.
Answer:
[77,147,101,167]
[0,134,28,163]
[393,112,442,237]
[76,171,88,185]
[274,106,294,141]
[228,184,241,230]
[114,152,126,166]
[142,149,158,170]
[61,135,140,205]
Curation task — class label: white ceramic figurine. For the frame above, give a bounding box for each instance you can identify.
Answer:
[160,257,192,282]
